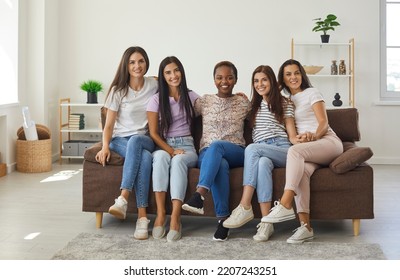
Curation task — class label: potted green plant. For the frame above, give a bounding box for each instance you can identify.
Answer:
[80,80,103,104]
[312,14,340,43]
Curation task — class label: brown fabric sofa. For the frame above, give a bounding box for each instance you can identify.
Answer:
[82,108,374,236]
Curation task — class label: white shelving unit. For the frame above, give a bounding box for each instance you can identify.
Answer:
[291,38,355,108]
[59,98,103,162]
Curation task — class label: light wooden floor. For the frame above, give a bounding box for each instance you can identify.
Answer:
[0,163,399,260]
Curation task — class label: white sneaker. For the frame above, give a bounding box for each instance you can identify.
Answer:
[253,222,274,242]
[223,204,254,228]
[108,196,127,220]
[261,201,295,223]
[286,222,314,244]
[134,217,150,240]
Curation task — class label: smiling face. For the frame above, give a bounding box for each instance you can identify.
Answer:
[253,72,271,100]
[283,64,303,94]
[214,65,237,97]
[128,52,147,79]
[163,62,181,90]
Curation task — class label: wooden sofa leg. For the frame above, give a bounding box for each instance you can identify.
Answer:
[96,212,103,228]
[352,219,360,236]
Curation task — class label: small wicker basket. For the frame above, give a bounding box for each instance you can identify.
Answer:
[16,124,52,173]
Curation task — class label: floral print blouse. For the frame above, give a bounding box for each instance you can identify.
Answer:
[194,94,251,151]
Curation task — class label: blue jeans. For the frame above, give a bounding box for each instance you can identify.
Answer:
[109,134,154,208]
[152,136,198,201]
[198,140,245,218]
[243,137,291,203]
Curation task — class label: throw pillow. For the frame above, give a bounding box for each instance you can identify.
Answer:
[329,146,373,174]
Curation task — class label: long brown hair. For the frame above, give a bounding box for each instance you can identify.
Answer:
[105,46,150,102]
[248,65,286,127]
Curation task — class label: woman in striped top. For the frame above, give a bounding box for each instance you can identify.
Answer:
[223,65,297,242]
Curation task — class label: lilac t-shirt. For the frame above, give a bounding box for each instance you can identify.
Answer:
[146,90,199,137]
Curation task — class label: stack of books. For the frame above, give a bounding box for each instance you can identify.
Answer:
[69,113,85,130]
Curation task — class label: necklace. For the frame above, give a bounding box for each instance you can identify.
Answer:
[130,78,145,92]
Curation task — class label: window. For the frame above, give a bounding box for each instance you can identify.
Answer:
[0,0,18,106]
[381,0,400,101]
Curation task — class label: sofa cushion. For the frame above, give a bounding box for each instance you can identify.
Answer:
[327,108,360,142]
[83,142,125,166]
[329,142,373,174]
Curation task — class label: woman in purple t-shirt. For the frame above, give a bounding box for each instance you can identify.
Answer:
[147,56,199,242]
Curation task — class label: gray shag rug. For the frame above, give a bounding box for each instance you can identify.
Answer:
[52,232,386,260]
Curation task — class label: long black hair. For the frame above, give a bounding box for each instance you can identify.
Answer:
[157,56,195,138]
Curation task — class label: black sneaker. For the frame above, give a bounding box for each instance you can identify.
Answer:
[182,192,204,214]
[213,220,229,241]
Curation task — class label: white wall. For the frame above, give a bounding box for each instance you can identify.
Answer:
[0,0,59,171]
[0,0,19,168]
[1,0,398,170]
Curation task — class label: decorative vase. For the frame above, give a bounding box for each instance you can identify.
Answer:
[87,92,98,104]
[339,60,346,75]
[331,60,338,75]
[321,34,330,43]
[332,93,343,107]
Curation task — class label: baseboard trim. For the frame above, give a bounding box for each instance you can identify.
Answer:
[6,162,16,174]
[368,156,400,165]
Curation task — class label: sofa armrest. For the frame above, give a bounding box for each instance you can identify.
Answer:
[83,142,124,166]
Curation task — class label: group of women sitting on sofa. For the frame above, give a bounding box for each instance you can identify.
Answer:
[94,46,343,243]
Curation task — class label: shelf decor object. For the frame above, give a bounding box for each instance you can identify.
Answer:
[303,65,324,75]
[339,60,347,75]
[331,60,338,75]
[80,80,103,104]
[332,93,343,107]
[312,14,340,43]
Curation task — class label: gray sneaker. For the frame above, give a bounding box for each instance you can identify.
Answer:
[134,217,150,240]
[223,204,254,228]
[152,224,166,239]
[253,222,274,242]
[286,222,314,244]
[167,224,182,242]
[108,196,128,220]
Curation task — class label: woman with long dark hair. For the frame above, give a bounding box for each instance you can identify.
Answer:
[223,65,296,242]
[95,46,158,240]
[262,59,343,243]
[147,56,199,242]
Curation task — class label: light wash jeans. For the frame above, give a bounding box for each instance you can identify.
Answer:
[109,134,155,208]
[152,136,198,201]
[197,140,245,218]
[243,137,292,203]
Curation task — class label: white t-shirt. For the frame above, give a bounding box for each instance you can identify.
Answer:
[290,87,324,134]
[105,76,158,137]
